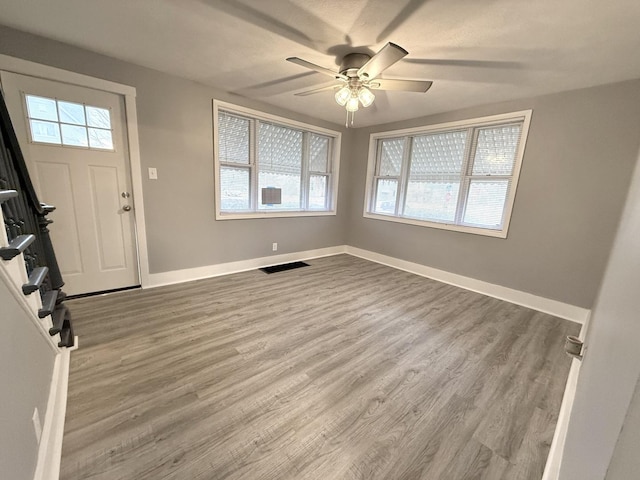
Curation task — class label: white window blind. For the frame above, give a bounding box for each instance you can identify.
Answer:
[214,101,340,218]
[258,122,303,210]
[364,111,531,237]
[219,112,251,211]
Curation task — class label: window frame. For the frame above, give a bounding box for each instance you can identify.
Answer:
[213,100,341,220]
[363,110,532,238]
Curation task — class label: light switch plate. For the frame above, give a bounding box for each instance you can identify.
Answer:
[148,167,158,180]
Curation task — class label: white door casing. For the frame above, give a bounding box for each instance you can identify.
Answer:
[1,71,139,295]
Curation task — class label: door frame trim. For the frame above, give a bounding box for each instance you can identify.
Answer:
[0,54,150,287]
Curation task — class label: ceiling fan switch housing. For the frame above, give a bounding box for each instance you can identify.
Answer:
[339,53,371,75]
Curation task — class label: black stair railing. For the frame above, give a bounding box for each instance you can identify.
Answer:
[0,89,73,348]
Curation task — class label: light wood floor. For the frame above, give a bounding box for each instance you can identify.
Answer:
[61,254,578,480]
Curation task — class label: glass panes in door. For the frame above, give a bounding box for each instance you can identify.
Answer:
[24,94,114,150]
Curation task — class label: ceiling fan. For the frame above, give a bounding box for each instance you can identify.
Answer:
[286,42,432,126]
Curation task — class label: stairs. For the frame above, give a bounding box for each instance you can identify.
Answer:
[1,190,75,349]
[0,233,34,260]
[0,85,75,350]
[1,85,76,480]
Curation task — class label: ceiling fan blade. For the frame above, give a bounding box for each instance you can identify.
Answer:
[286,57,348,80]
[294,84,339,96]
[404,58,523,69]
[357,42,408,80]
[368,78,433,92]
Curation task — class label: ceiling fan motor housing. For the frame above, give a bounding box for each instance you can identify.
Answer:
[339,53,372,77]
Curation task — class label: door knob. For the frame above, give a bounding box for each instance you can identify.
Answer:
[122,205,132,212]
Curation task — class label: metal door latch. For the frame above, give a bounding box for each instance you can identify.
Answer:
[565,335,584,360]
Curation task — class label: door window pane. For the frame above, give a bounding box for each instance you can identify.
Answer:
[374,178,397,214]
[88,128,114,150]
[26,95,58,121]
[220,167,250,210]
[61,124,89,147]
[25,94,115,151]
[58,101,86,125]
[309,175,328,209]
[86,106,112,129]
[463,180,509,228]
[404,180,459,222]
[29,120,61,144]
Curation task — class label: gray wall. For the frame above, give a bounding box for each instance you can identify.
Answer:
[606,375,640,479]
[0,281,56,480]
[0,26,351,275]
[558,145,640,479]
[346,81,640,308]
[2,26,640,309]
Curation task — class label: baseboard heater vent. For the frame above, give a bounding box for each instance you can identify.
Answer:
[260,261,309,274]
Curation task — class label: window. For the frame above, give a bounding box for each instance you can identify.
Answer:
[214,101,340,219]
[364,111,531,237]
[24,94,114,150]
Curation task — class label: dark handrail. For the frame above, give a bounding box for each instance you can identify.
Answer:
[0,90,44,215]
[0,89,64,290]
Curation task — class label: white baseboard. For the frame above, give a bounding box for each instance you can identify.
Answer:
[146,245,348,288]
[541,356,582,480]
[541,312,591,480]
[145,244,588,324]
[33,348,71,480]
[345,246,589,324]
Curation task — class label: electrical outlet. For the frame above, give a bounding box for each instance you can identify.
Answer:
[272,242,278,251]
[148,167,158,180]
[32,408,42,443]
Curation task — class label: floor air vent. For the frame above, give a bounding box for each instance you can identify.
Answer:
[260,261,309,274]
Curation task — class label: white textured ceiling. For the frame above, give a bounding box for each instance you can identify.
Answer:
[1,0,640,127]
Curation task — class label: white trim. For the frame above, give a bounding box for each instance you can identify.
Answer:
[541,312,591,480]
[345,246,589,324]
[145,243,589,324]
[368,109,534,139]
[123,95,150,287]
[542,359,582,480]
[214,99,340,139]
[361,213,510,238]
[362,110,533,239]
[33,348,71,480]
[217,210,337,220]
[0,54,151,288]
[146,245,347,288]
[213,100,341,220]
[0,54,135,96]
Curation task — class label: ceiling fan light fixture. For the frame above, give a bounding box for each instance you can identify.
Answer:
[346,95,360,112]
[334,86,351,106]
[358,86,375,107]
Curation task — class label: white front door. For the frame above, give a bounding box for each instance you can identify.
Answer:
[0,71,139,295]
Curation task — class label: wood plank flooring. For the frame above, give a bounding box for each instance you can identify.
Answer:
[60,254,579,480]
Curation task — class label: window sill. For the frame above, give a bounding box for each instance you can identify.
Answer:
[216,210,337,220]
[362,211,508,238]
